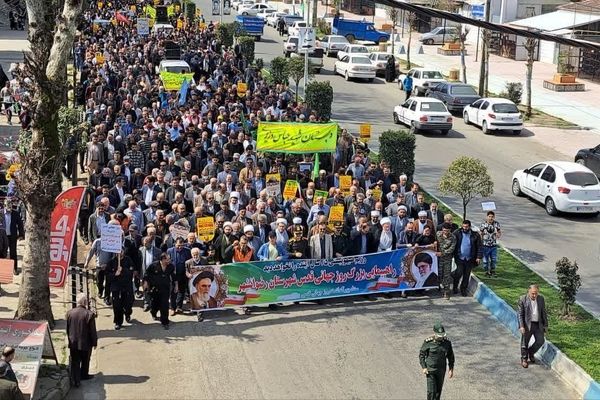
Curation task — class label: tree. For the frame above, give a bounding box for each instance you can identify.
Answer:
[286,56,312,102]
[523,37,538,118]
[457,24,470,83]
[379,130,416,181]
[405,13,417,70]
[217,22,238,48]
[555,257,581,318]
[16,0,84,327]
[386,7,400,55]
[438,156,494,220]
[305,81,334,121]
[269,56,289,85]
[236,36,255,63]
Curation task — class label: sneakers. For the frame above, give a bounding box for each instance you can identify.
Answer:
[114,324,121,330]
[125,315,131,323]
[521,359,529,368]
[176,308,183,314]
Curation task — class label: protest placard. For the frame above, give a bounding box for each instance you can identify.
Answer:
[100,224,123,253]
[137,18,149,35]
[327,205,345,229]
[372,187,382,202]
[339,175,351,194]
[315,190,328,199]
[257,122,338,153]
[196,217,215,242]
[283,180,299,201]
[170,222,190,240]
[266,173,281,197]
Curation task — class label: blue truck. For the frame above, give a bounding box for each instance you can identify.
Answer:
[332,17,390,44]
[235,15,264,41]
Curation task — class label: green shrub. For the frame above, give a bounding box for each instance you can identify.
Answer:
[269,56,289,85]
[499,81,523,105]
[237,36,255,63]
[305,81,334,121]
[379,130,415,180]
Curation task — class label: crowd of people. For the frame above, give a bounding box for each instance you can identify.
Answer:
[75,0,502,330]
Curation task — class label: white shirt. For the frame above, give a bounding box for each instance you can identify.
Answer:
[531,297,539,322]
[145,185,154,207]
[143,248,154,274]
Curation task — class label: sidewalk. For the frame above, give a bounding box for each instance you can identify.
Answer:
[305,2,600,132]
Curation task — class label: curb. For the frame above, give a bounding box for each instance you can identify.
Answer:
[469,275,600,400]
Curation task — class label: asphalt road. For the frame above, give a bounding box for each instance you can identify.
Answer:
[217,12,600,318]
[69,295,577,400]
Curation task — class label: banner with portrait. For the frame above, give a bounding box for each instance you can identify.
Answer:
[256,122,338,153]
[188,246,437,311]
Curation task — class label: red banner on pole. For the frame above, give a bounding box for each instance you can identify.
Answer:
[49,186,85,287]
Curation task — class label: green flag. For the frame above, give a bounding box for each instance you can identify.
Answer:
[312,153,320,180]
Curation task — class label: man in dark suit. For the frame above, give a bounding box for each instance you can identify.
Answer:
[349,222,377,255]
[141,176,162,210]
[517,284,548,368]
[427,202,445,231]
[4,202,24,274]
[66,293,98,387]
[452,220,482,296]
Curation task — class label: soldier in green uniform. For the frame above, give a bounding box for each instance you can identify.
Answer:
[419,322,455,400]
[436,223,457,300]
[288,225,309,259]
[331,222,350,257]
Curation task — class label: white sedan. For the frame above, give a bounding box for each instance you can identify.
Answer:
[512,161,600,216]
[463,97,523,135]
[239,3,276,16]
[334,55,376,82]
[266,12,287,26]
[336,44,369,61]
[393,97,453,135]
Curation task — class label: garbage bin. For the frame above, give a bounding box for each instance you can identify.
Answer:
[448,68,459,81]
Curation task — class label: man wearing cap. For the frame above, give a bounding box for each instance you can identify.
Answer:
[288,224,309,259]
[243,224,263,252]
[416,211,435,234]
[214,221,236,263]
[419,322,455,400]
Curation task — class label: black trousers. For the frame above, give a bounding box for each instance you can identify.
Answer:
[7,235,17,271]
[453,258,476,293]
[111,289,133,325]
[96,268,111,299]
[151,290,170,326]
[69,348,91,385]
[521,321,545,360]
[78,210,91,240]
[426,370,445,400]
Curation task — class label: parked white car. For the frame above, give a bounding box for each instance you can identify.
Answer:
[318,34,348,57]
[235,0,254,11]
[398,68,446,96]
[336,44,369,60]
[266,11,287,26]
[256,9,276,20]
[419,26,460,45]
[368,52,400,75]
[157,60,191,74]
[393,97,453,135]
[334,55,376,82]
[463,97,523,135]
[512,161,600,216]
[239,3,276,16]
[288,21,307,37]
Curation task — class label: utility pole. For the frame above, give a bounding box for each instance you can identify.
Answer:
[478,0,491,96]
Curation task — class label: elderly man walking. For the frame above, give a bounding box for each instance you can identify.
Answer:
[66,293,98,387]
[518,284,548,368]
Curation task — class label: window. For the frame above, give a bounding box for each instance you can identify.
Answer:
[492,103,519,113]
[402,100,412,108]
[540,166,556,183]
[564,172,599,186]
[481,101,490,110]
[440,85,448,94]
[421,102,447,112]
[528,164,546,177]
[410,102,417,111]
[413,71,420,78]
[470,100,483,109]
[450,85,478,95]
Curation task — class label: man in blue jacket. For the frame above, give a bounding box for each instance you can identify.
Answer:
[257,231,289,261]
[452,220,482,296]
[167,237,192,314]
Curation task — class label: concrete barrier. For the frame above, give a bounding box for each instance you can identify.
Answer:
[470,276,600,400]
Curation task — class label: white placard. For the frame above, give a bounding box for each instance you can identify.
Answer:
[137,18,149,35]
[101,224,124,253]
[170,223,190,240]
[481,201,496,211]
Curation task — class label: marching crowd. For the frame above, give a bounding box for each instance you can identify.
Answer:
[74,0,503,332]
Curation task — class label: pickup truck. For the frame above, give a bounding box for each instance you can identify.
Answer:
[235,15,265,41]
[332,17,389,44]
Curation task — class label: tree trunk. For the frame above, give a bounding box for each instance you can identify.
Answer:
[16,198,56,325]
[407,22,412,70]
[15,0,83,327]
[462,202,467,221]
[524,39,537,117]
